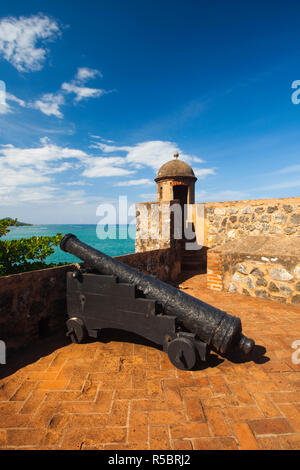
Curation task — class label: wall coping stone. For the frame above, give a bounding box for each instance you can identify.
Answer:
[209,235,300,258]
[203,196,300,206]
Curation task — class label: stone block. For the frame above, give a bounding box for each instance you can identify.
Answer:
[241,206,252,214]
[270,268,293,281]
[294,265,300,279]
[272,212,287,224]
[246,277,255,290]
[269,282,279,293]
[214,208,226,216]
[291,295,300,305]
[283,205,294,213]
[236,263,248,275]
[290,214,300,226]
[232,273,244,282]
[279,284,293,296]
[256,278,268,287]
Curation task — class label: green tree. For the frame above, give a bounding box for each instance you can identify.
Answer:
[0,219,63,276]
[0,218,17,237]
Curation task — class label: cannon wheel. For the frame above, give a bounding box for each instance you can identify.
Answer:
[66,317,87,344]
[167,337,197,370]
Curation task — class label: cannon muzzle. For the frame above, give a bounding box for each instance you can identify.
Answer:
[61,233,254,361]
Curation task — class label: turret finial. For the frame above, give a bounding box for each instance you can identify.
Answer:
[174,152,179,159]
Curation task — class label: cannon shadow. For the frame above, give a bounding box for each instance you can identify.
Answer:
[0,332,69,380]
[0,328,269,381]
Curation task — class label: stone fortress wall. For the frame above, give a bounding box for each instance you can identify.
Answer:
[136,196,300,253]
[203,196,300,248]
[202,196,300,304]
[207,236,300,305]
[136,195,300,304]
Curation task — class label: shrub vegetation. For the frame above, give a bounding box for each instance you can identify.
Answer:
[0,218,63,276]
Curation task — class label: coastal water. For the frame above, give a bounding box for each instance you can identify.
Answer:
[2,225,136,264]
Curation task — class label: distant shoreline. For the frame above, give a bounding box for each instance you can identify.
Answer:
[0,218,33,227]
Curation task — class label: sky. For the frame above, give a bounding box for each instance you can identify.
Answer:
[0,0,300,224]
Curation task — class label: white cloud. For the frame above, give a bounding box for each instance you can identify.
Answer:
[0,91,27,115]
[76,67,103,82]
[272,164,300,175]
[115,178,154,187]
[29,67,107,117]
[61,66,107,102]
[0,140,88,202]
[61,82,107,102]
[2,66,109,118]
[194,168,216,179]
[90,142,132,152]
[6,92,26,107]
[88,140,209,175]
[31,93,65,118]
[65,180,92,186]
[0,140,87,171]
[0,14,60,72]
[0,140,91,206]
[0,138,215,209]
[0,185,57,205]
[0,165,50,187]
[82,156,135,178]
[89,135,114,143]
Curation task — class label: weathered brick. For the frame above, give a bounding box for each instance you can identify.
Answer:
[85,427,127,444]
[205,407,231,436]
[149,426,170,449]
[252,392,281,418]
[225,406,263,421]
[184,397,206,422]
[6,429,43,447]
[209,376,230,395]
[229,383,254,404]
[149,410,185,425]
[278,404,300,432]
[231,422,259,450]
[249,418,293,435]
[170,423,210,439]
[173,439,193,450]
[193,437,238,450]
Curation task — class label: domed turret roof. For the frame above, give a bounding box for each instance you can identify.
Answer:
[155,152,197,181]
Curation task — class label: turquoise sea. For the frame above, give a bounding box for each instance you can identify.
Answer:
[2,225,136,264]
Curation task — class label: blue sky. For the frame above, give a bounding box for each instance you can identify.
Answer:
[0,0,300,223]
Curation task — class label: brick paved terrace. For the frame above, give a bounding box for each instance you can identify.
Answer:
[0,272,300,451]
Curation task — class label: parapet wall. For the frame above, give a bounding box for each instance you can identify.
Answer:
[0,264,76,355]
[204,197,300,248]
[136,197,300,254]
[0,247,181,355]
[116,246,181,282]
[207,236,300,305]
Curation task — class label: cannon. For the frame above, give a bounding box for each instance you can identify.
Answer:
[60,234,255,370]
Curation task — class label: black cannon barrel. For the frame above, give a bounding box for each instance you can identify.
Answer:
[60,234,254,356]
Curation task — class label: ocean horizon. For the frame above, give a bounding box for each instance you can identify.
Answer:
[2,224,136,264]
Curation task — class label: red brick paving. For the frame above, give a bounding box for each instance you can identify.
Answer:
[0,272,299,450]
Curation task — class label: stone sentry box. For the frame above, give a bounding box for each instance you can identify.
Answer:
[207,235,300,305]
